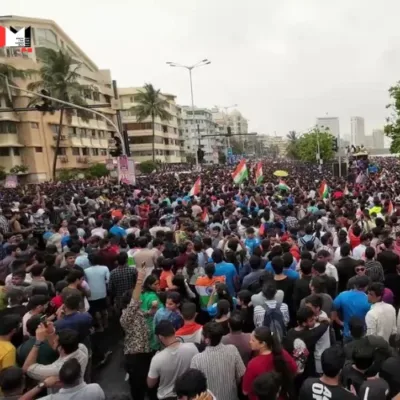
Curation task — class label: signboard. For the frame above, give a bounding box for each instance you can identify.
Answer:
[4,175,18,188]
[118,156,136,185]
[0,26,32,52]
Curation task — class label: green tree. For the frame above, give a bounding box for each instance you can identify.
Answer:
[27,49,91,181]
[286,130,298,142]
[0,64,34,107]
[130,84,172,162]
[139,160,158,174]
[0,166,6,181]
[218,151,226,164]
[385,81,400,153]
[296,128,334,162]
[85,163,109,178]
[230,138,243,155]
[186,154,196,164]
[285,131,299,159]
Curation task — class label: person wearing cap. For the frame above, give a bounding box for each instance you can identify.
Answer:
[332,275,371,342]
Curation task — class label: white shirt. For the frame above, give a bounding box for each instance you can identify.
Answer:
[91,227,107,239]
[326,262,339,282]
[353,244,366,260]
[253,300,290,328]
[366,301,397,342]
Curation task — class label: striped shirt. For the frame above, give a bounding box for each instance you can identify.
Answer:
[191,343,245,400]
[253,300,290,328]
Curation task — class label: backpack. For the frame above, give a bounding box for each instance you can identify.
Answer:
[300,236,316,251]
[262,302,287,342]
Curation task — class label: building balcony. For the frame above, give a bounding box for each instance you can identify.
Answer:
[128,143,180,151]
[0,134,24,147]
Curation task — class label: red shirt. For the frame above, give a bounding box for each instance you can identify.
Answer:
[349,228,361,250]
[51,295,63,309]
[243,350,297,400]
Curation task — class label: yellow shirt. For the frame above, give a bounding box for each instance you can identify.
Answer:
[0,340,16,371]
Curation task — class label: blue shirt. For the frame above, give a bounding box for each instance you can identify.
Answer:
[244,237,261,255]
[61,235,70,248]
[84,265,110,301]
[333,290,371,338]
[75,255,90,269]
[265,260,298,274]
[55,312,93,343]
[214,262,238,296]
[109,225,126,238]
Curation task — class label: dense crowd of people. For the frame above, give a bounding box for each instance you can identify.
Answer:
[1,157,400,400]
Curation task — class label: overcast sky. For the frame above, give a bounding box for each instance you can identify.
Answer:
[4,0,400,138]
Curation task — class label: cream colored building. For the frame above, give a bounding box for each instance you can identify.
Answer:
[119,88,185,163]
[257,135,288,156]
[0,15,116,182]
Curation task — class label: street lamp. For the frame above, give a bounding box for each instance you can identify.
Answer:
[166,59,211,167]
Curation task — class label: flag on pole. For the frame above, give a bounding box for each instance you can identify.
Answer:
[188,177,201,196]
[278,180,290,191]
[259,223,265,237]
[232,160,248,184]
[319,180,329,199]
[201,207,209,223]
[388,201,394,216]
[255,162,263,184]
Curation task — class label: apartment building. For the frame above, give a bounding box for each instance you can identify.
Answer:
[0,15,115,182]
[257,135,288,156]
[119,88,184,163]
[181,106,222,163]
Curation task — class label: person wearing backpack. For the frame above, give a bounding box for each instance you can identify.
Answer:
[243,326,297,400]
[298,225,321,252]
[253,281,289,339]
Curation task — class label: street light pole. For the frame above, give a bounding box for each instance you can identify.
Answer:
[167,59,211,167]
[0,74,126,154]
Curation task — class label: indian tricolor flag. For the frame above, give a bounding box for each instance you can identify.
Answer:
[195,276,226,309]
[319,180,329,199]
[188,177,201,196]
[232,160,248,184]
[255,162,263,184]
[278,180,290,191]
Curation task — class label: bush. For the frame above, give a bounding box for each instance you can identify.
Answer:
[85,163,109,179]
[57,169,78,181]
[139,160,158,174]
[0,166,6,181]
[10,165,28,174]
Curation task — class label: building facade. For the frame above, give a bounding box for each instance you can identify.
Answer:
[372,129,385,149]
[0,15,116,182]
[316,117,340,138]
[350,117,366,146]
[181,106,222,163]
[257,135,288,156]
[119,88,184,163]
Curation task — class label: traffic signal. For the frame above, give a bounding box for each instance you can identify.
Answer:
[332,138,338,152]
[110,136,123,157]
[35,90,55,113]
[197,148,205,163]
[122,130,131,157]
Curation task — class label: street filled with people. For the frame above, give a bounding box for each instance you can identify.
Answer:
[1,156,400,399]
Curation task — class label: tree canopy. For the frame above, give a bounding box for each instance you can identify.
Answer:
[295,128,335,162]
[384,81,400,153]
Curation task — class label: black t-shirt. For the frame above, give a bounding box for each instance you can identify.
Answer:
[377,251,400,275]
[299,378,357,400]
[380,356,400,399]
[337,257,358,293]
[293,276,312,308]
[341,364,366,394]
[43,266,68,286]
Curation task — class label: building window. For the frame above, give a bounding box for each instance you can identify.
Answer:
[92,148,99,156]
[31,122,39,129]
[93,92,100,101]
[68,127,77,136]
[82,148,89,156]
[162,125,168,133]
[13,148,20,156]
[50,125,59,134]
[0,148,9,156]
[100,148,107,156]
[81,129,87,138]
[98,130,104,138]
[0,121,17,133]
[83,89,92,100]
[91,130,96,138]
[56,148,66,155]
[129,96,134,103]
[35,147,43,153]
[72,148,80,156]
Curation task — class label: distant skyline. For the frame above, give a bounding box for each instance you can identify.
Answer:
[3,0,400,136]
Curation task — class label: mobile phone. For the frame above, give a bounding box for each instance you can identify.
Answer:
[40,315,48,327]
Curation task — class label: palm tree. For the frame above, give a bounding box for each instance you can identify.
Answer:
[27,49,91,180]
[286,130,298,142]
[130,83,172,162]
[0,64,32,107]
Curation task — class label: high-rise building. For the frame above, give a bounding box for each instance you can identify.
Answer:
[120,88,185,163]
[372,129,384,149]
[181,106,222,163]
[364,135,374,149]
[316,117,340,138]
[350,117,365,146]
[0,15,116,182]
